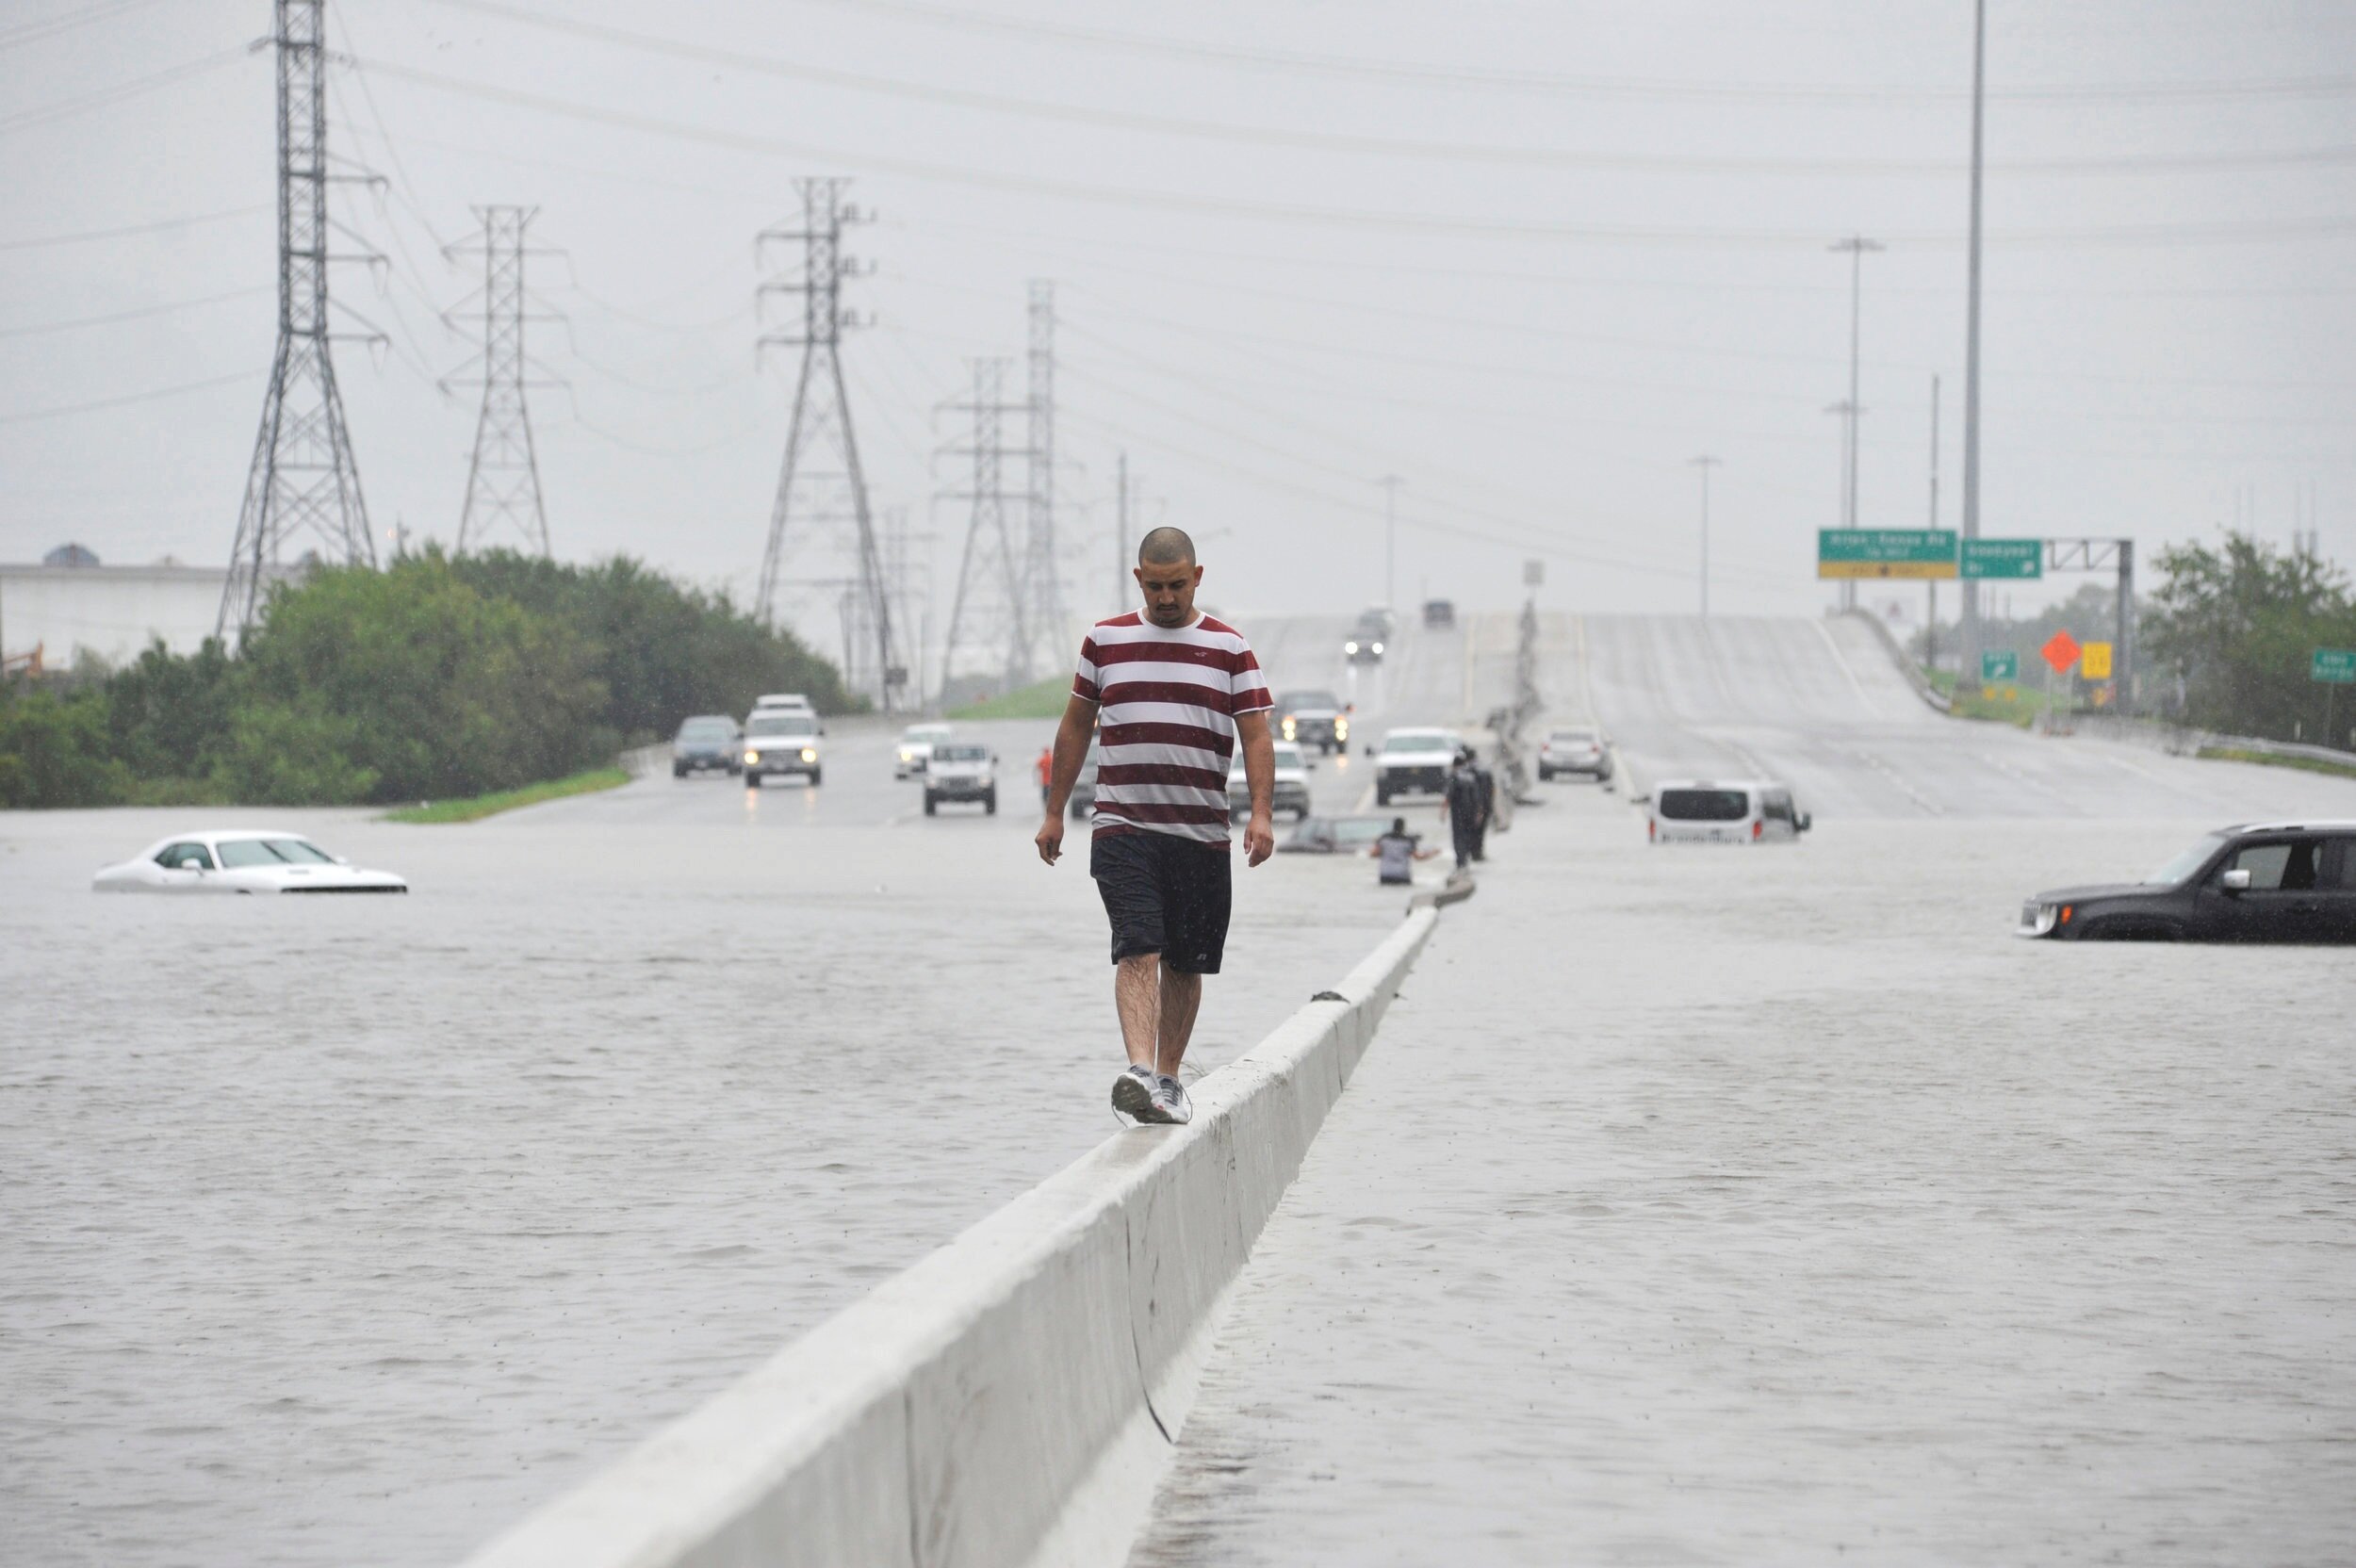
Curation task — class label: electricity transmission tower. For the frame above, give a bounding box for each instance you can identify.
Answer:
[445,205,554,556]
[1023,280,1066,675]
[756,177,905,710]
[220,0,381,642]
[938,358,1031,703]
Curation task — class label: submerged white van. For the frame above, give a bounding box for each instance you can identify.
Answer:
[1647,779,1812,844]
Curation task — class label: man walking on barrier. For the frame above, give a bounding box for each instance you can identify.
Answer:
[1037,526,1276,1127]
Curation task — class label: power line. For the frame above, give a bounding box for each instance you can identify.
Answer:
[0,285,270,340]
[0,204,270,253]
[353,60,2356,251]
[0,368,257,426]
[0,45,252,138]
[0,0,174,54]
[781,0,2356,106]
[407,0,2356,179]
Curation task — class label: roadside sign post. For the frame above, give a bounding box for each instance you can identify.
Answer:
[2039,630,2081,725]
[2316,648,2356,750]
[1980,648,2017,699]
[1961,539,2042,580]
[1818,530,1958,580]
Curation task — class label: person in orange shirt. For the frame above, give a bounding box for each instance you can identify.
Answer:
[1035,743,1055,811]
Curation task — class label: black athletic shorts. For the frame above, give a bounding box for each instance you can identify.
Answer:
[1090,831,1233,973]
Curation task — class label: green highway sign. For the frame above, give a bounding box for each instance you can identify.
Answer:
[1961,538,2043,580]
[1981,650,2019,682]
[1817,529,1957,580]
[2315,648,2356,685]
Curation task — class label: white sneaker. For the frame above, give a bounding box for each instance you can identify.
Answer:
[1112,1064,1159,1124]
[1151,1073,1192,1126]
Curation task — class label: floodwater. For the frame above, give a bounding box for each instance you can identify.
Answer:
[0,760,1404,1568]
[1133,787,2356,1566]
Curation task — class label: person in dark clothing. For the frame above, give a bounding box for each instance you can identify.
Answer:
[1466,744,1497,861]
[1441,750,1484,872]
[1369,815,1438,886]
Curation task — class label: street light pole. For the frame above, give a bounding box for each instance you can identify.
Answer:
[1960,0,1988,683]
[1830,235,1884,614]
[1376,474,1402,612]
[1689,455,1722,617]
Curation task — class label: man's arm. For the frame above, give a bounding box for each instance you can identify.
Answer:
[1034,693,1099,866]
[1235,709,1276,868]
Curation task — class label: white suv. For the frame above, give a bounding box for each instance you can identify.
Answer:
[743,709,824,787]
[1374,727,1460,807]
[1647,780,1810,844]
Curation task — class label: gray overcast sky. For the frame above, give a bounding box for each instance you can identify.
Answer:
[3,0,2351,654]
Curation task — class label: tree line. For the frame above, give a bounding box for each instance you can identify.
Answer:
[0,549,854,808]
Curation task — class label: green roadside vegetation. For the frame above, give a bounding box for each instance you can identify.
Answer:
[383,765,632,824]
[0,548,854,809]
[1912,532,2356,751]
[947,676,1071,720]
[2195,746,2356,781]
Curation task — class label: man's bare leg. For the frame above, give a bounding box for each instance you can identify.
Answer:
[1155,968,1203,1078]
[1115,954,1163,1070]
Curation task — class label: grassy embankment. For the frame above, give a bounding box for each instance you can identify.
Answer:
[947,677,1071,721]
[2195,745,2356,781]
[1926,669,2069,728]
[382,765,630,824]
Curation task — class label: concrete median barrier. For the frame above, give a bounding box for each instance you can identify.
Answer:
[459,906,1440,1568]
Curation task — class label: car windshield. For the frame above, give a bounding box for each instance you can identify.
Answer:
[1658,788,1751,822]
[679,717,733,740]
[904,726,951,743]
[1332,818,1389,845]
[2145,832,2229,885]
[1384,733,1452,754]
[748,713,816,737]
[935,743,987,761]
[216,837,335,868]
[1281,691,1340,711]
[1551,729,1598,744]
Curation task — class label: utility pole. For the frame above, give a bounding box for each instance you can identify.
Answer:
[1689,456,1722,617]
[1829,235,1883,615]
[1927,373,1940,673]
[1376,474,1403,611]
[220,0,381,643]
[1023,280,1065,679]
[937,358,1029,705]
[757,177,904,711]
[1115,449,1130,614]
[1959,0,1989,685]
[446,205,553,556]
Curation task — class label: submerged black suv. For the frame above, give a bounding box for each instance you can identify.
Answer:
[2019,820,2356,943]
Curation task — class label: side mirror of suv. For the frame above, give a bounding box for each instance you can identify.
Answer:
[2220,868,2252,892]
[1797,812,1813,832]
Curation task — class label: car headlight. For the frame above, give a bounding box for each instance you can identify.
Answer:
[899,749,913,761]
[2025,902,2059,936]
[1345,641,1358,654]
[744,748,761,763]
[1333,718,1349,738]
[800,747,818,763]
[1372,641,1385,655]
[1281,717,1297,738]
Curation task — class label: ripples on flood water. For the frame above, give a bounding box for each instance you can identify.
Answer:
[0,803,1399,1566]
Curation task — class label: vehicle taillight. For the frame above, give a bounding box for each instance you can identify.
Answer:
[2060,905,2073,924]
[1648,818,1656,841]
[1752,819,1763,840]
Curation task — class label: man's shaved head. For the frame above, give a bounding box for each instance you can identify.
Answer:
[1137,526,1197,567]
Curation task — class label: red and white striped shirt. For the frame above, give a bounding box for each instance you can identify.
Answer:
[1073,611,1272,847]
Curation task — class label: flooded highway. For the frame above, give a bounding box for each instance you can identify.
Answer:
[8,610,2354,1566]
[0,614,1469,1567]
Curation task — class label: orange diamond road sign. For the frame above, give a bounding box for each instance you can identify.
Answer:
[2041,629,2082,673]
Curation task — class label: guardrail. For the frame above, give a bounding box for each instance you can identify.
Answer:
[2055,710,2356,771]
[459,906,1442,1568]
[1840,610,1953,713]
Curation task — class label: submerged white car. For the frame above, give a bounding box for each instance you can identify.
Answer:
[93,831,409,893]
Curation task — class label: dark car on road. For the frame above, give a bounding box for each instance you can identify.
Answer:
[1422,598,1455,629]
[671,713,741,777]
[1276,688,1350,754]
[1343,611,1390,665]
[2019,820,2356,942]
